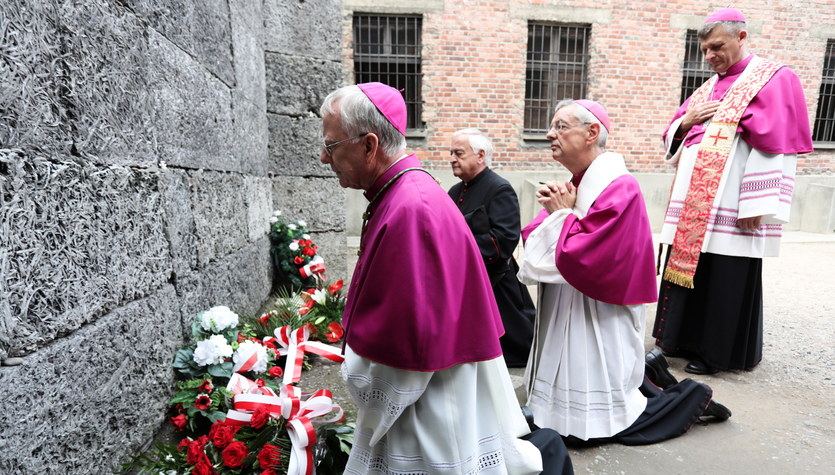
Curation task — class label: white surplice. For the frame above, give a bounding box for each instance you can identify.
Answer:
[517,152,647,440]
[341,345,543,474]
[659,112,797,259]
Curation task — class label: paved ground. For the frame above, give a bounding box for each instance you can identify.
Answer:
[304,233,835,474]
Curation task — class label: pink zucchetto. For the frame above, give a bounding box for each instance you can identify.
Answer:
[574,99,611,132]
[357,82,407,135]
[705,8,746,23]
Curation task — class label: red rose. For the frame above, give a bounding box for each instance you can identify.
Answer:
[186,436,208,466]
[198,379,213,394]
[175,403,184,412]
[208,422,238,449]
[263,338,277,350]
[192,455,216,475]
[293,256,305,265]
[303,247,316,257]
[249,406,270,429]
[304,322,318,336]
[325,322,344,342]
[170,414,188,432]
[255,378,266,387]
[237,333,246,343]
[260,312,272,324]
[268,366,283,378]
[328,280,344,294]
[221,441,248,469]
[194,394,212,411]
[258,443,282,470]
[178,438,190,451]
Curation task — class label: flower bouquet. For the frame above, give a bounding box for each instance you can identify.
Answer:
[121,306,353,475]
[269,211,326,291]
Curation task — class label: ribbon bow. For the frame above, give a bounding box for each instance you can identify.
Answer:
[299,255,326,279]
[224,375,345,475]
[268,325,344,385]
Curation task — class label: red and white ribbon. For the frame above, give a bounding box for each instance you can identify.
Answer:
[299,255,326,279]
[223,376,345,475]
[274,325,344,385]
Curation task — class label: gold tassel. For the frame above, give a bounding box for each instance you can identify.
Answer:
[663,268,695,289]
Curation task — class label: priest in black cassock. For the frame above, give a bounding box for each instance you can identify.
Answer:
[448,128,536,368]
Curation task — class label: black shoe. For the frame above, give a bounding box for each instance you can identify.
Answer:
[701,400,732,421]
[685,358,718,375]
[645,349,678,389]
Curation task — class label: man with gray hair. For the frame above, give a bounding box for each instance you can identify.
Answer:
[448,128,535,367]
[518,99,730,445]
[654,8,813,375]
[321,82,572,473]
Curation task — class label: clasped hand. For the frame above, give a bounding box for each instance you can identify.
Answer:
[537,181,576,214]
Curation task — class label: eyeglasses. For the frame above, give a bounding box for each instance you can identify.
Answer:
[322,133,368,156]
[549,121,592,134]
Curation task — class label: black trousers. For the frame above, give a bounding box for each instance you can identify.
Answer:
[654,250,764,370]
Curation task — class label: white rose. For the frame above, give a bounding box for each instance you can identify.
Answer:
[193,335,234,366]
[287,224,297,230]
[288,241,300,251]
[302,234,311,240]
[269,216,278,223]
[297,220,307,227]
[232,340,269,374]
[272,210,282,217]
[200,306,240,333]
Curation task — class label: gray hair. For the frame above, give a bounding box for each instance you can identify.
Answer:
[698,20,746,40]
[554,99,608,149]
[453,128,493,165]
[320,85,407,158]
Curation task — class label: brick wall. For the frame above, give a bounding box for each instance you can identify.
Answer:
[342,0,835,175]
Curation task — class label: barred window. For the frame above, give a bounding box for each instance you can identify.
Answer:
[525,23,590,134]
[353,14,423,130]
[813,39,835,142]
[681,29,713,104]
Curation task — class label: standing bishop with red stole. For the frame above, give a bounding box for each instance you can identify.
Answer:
[654,8,814,376]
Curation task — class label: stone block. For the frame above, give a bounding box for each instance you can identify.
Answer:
[0,152,171,358]
[57,0,156,165]
[175,237,273,332]
[271,176,346,232]
[0,285,182,474]
[123,0,234,86]
[246,175,274,243]
[0,2,73,155]
[267,113,333,177]
[147,30,236,172]
[233,92,269,176]
[188,170,250,268]
[230,0,267,108]
[265,53,342,116]
[800,183,835,234]
[264,0,342,59]
[160,168,198,275]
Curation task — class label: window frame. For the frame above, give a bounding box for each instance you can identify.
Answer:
[813,39,835,144]
[352,13,424,132]
[523,21,591,136]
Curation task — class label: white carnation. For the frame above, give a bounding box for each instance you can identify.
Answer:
[193,335,234,366]
[233,340,269,374]
[200,306,239,333]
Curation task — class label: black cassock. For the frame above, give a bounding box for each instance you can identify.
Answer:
[449,168,535,367]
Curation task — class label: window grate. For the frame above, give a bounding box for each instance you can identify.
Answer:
[813,39,835,142]
[353,14,423,130]
[524,22,590,134]
[680,30,714,105]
